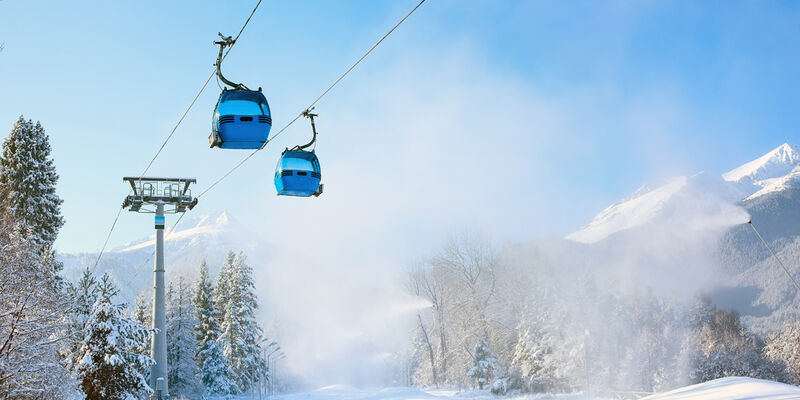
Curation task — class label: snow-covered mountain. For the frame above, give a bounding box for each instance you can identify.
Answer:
[59,210,270,304]
[566,143,800,331]
[566,172,746,243]
[568,143,800,244]
[723,142,800,185]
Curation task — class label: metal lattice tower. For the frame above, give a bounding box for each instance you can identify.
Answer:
[122,177,198,399]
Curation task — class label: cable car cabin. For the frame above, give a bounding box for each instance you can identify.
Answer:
[210,89,272,149]
[274,150,323,197]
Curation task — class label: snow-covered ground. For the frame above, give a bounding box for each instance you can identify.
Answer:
[270,385,600,400]
[267,378,800,400]
[642,377,800,400]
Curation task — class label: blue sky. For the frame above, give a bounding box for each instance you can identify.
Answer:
[1,0,799,254]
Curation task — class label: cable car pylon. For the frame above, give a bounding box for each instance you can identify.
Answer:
[121,177,198,399]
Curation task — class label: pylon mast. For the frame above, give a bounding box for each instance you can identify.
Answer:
[122,177,198,399]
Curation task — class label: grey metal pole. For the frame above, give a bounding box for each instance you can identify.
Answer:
[151,203,169,399]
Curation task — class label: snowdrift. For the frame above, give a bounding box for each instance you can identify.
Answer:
[643,377,800,400]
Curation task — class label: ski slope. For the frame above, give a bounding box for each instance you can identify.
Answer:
[268,378,800,400]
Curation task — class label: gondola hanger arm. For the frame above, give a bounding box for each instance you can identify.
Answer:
[214,32,249,91]
[294,109,319,151]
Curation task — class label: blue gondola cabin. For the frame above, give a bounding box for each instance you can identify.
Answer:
[274,150,323,197]
[210,89,272,149]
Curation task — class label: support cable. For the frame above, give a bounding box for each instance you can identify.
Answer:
[196,0,426,199]
[89,205,125,274]
[748,220,800,294]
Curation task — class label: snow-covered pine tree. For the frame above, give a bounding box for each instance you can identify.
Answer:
[467,336,500,390]
[167,276,201,398]
[194,260,218,367]
[64,267,99,370]
[132,291,152,355]
[199,339,239,396]
[217,252,265,392]
[129,291,153,389]
[215,251,237,323]
[76,273,154,400]
[133,292,151,328]
[195,259,240,397]
[0,116,64,249]
[0,217,75,399]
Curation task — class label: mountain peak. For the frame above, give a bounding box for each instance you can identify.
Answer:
[723,143,800,183]
[179,210,235,230]
[115,210,241,252]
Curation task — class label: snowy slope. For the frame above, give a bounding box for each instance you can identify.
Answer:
[568,143,800,244]
[642,377,800,400]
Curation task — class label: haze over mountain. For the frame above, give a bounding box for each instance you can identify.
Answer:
[567,143,800,331]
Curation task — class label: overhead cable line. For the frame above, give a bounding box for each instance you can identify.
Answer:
[90,0,263,273]
[748,220,800,294]
[90,205,125,274]
[196,0,427,199]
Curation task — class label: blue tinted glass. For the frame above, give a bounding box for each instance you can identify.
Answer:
[278,151,321,172]
[281,156,314,171]
[217,91,270,115]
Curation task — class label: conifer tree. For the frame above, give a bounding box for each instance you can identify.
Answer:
[132,291,152,355]
[64,267,99,370]
[195,260,239,396]
[0,116,64,248]
[217,252,265,392]
[467,336,500,390]
[215,251,237,323]
[76,273,154,400]
[167,276,201,398]
[200,339,239,396]
[194,260,218,367]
